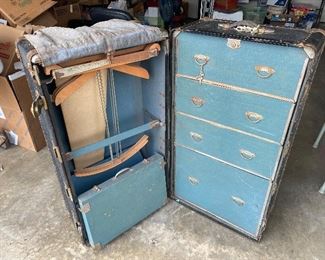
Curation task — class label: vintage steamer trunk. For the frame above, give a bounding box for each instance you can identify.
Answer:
[17,19,324,246]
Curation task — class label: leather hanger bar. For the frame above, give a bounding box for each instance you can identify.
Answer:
[112,64,150,79]
[52,43,160,79]
[53,64,150,106]
[42,45,147,75]
[74,135,149,177]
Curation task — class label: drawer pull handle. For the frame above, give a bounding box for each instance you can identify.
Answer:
[190,132,203,142]
[255,65,275,79]
[194,54,210,66]
[232,196,245,206]
[188,176,199,185]
[240,149,256,160]
[245,112,264,123]
[114,168,131,179]
[191,97,205,107]
[194,54,209,84]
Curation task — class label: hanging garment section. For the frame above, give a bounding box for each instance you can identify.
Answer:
[19,20,168,247]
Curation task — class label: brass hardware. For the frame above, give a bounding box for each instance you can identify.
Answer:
[31,92,48,118]
[65,186,73,202]
[114,168,131,179]
[188,176,199,185]
[53,146,63,163]
[255,65,275,79]
[221,21,275,35]
[227,39,241,49]
[232,196,245,206]
[191,96,205,107]
[32,65,41,86]
[240,149,256,160]
[271,183,278,195]
[190,132,203,142]
[193,54,209,84]
[303,46,315,59]
[92,185,101,192]
[79,203,91,214]
[245,112,264,123]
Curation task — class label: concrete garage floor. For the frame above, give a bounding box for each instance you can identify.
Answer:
[1,57,325,260]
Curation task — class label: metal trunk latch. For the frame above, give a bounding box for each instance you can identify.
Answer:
[31,91,48,118]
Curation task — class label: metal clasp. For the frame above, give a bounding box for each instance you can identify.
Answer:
[188,176,199,186]
[31,91,48,118]
[194,54,209,84]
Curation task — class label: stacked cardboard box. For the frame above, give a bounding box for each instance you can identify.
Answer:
[0,24,46,151]
[0,73,46,152]
[0,0,115,152]
[0,0,57,152]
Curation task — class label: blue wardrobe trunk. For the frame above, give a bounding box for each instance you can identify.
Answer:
[17,20,325,247]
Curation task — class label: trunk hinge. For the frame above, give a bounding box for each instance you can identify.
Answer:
[271,183,278,196]
[65,186,73,202]
[53,145,63,163]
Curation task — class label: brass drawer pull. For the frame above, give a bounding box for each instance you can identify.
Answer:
[232,196,245,206]
[255,65,275,79]
[188,176,199,185]
[245,111,264,123]
[191,96,205,107]
[240,149,256,160]
[190,132,203,142]
[194,54,210,66]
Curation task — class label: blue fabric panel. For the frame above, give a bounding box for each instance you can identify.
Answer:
[105,71,144,157]
[142,50,167,156]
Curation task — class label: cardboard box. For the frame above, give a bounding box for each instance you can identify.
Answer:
[0,0,57,27]
[0,25,24,76]
[54,3,81,27]
[0,73,45,152]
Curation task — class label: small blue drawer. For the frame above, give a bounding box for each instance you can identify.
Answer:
[176,32,308,101]
[175,114,282,179]
[175,77,294,144]
[78,154,167,247]
[174,146,271,237]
